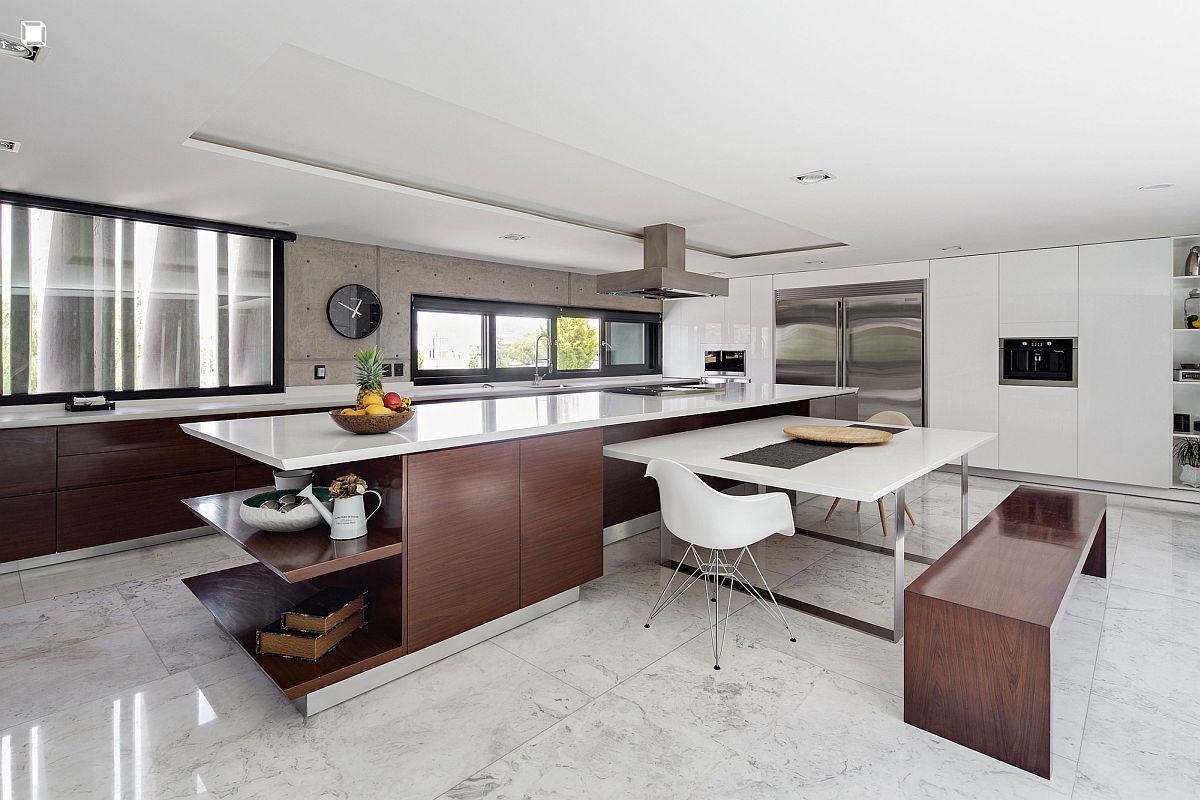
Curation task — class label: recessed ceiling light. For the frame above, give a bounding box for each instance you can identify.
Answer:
[500,233,528,240]
[265,220,290,228]
[710,271,727,276]
[793,170,835,185]
[940,246,963,252]
[804,260,827,265]
[1138,183,1174,191]
[0,139,20,153]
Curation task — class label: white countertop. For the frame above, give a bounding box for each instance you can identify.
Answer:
[0,375,674,429]
[180,384,855,470]
[603,416,995,502]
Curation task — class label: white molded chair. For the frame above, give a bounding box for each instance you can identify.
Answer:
[824,411,918,535]
[643,458,796,670]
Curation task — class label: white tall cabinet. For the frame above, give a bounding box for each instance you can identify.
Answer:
[1077,239,1171,487]
[999,247,1079,337]
[661,276,774,384]
[928,255,1000,468]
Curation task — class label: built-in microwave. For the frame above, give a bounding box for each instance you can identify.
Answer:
[703,349,747,377]
[999,338,1078,387]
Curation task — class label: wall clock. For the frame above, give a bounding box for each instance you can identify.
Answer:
[327,284,383,339]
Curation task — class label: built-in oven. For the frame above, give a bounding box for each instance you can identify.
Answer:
[703,349,747,377]
[999,338,1078,387]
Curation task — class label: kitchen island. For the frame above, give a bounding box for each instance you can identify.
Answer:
[178,383,856,714]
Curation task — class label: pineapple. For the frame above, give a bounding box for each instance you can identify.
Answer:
[354,347,385,408]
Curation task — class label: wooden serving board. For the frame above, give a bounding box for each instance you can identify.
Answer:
[783,425,893,445]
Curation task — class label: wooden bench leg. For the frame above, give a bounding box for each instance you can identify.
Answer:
[1082,513,1107,578]
[904,593,1052,778]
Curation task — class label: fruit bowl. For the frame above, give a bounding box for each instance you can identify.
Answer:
[328,408,415,435]
[240,488,332,532]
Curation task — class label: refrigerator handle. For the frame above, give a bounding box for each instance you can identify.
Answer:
[835,299,844,386]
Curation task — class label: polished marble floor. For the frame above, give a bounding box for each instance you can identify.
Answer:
[0,472,1197,798]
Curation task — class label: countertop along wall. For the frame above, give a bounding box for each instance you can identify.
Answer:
[284,236,661,386]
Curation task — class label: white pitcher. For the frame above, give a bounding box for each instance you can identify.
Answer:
[299,485,382,540]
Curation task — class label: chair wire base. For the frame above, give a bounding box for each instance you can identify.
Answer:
[644,543,795,669]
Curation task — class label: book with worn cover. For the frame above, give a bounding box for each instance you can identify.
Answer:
[281,587,367,634]
[256,608,367,661]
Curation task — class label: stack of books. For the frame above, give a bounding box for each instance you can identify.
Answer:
[256,587,367,661]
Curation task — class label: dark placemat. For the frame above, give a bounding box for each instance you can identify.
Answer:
[722,439,854,469]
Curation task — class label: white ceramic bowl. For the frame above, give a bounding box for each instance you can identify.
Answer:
[239,489,332,533]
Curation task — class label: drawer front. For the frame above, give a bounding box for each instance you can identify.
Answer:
[57,468,235,552]
[57,441,235,489]
[0,427,57,497]
[235,462,277,490]
[1,492,56,561]
[57,418,199,455]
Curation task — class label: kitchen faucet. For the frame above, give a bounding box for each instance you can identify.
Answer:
[532,333,550,386]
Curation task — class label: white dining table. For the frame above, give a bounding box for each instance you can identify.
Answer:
[602,415,996,641]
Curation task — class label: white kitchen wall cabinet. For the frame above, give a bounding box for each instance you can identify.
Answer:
[1077,238,1171,487]
[746,275,774,385]
[723,278,753,346]
[999,247,1078,336]
[998,385,1078,476]
[661,298,692,377]
[928,254,1000,468]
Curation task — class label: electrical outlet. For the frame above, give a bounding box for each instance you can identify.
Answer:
[392,362,404,377]
[313,364,326,380]
[381,363,393,379]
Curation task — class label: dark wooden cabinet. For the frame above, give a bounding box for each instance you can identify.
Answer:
[3,492,56,560]
[58,440,235,489]
[57,468,235,551]
[519,430,603,606]
[0,427,56,497]
[57,418,199,455]
[404,441,521,652]
[235,462,277,490]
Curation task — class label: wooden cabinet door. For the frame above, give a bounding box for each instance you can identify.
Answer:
[3,492,56,560]
[405,441,520,651]
[520,429,603,607]
[0,426,56,497]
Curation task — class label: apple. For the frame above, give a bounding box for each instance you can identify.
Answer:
[383,391,404,410]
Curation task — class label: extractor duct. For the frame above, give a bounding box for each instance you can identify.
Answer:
[595,223,729,299]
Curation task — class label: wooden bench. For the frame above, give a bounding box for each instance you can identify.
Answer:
[903,485,1107,778]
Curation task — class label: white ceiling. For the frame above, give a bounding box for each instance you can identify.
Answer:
[3,1,1199,277]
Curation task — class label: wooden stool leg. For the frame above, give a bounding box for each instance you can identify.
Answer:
[878,498,888,536]
[824,497,842,521]
[904,503,917,526]
[855,501,861,513]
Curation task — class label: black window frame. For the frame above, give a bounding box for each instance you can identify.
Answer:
[0,191,292,407]
[411,295,661,385]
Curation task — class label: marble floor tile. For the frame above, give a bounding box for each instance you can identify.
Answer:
[1073,695,1200,800]
[491,560,754,697]
[773,547,928,629]
[1091,584,1200,728]
[0,586,139,664]
[1110,509,1200,602]
[0,570,24,608]
[747,531,839,581]
[0,624,168,730]
[307,641,591,800]
[1051,613,1103,761]
[1064,574,1109,623]
[18,534,252,602]
[729,599,904,697]
[116,572,241,674]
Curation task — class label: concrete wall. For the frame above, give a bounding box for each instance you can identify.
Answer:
[284,235,661,386]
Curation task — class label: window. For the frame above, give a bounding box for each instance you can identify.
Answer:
[411,296,660,384]
[0,193,288,404]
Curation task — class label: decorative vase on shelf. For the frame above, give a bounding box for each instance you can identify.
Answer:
[1186,289,1200,328]
[1187,247,1200,277]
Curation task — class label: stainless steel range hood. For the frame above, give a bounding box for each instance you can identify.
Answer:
[595,223,729,299]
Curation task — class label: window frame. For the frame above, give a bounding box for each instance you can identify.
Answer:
[411,295,661,385]
[0,191,291,406]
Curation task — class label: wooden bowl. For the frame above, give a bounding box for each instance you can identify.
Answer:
[783,424,893,444]
[239,488,332,532]
[328,408,415,435]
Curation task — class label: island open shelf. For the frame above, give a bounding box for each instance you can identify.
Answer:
[183,487,404,583]
[182,562,406,699]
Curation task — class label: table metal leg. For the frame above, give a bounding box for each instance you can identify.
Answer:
[960,453,969,539]
[893,485,906,643]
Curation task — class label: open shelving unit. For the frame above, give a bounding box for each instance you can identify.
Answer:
[1170,236,1200,490]
[181,487,407,700]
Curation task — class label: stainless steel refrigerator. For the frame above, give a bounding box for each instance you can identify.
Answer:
[775,280,924,425]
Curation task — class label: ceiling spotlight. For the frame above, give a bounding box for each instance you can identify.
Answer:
[710,271,727,276]
[793,170,835,185]
[265,220,290,228]
[940,246,963,252]
[500,233,527,240]
[0,31,34,59]
[804,260,827,265]
[1138,183,1174,191]
[0,139,20,153]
